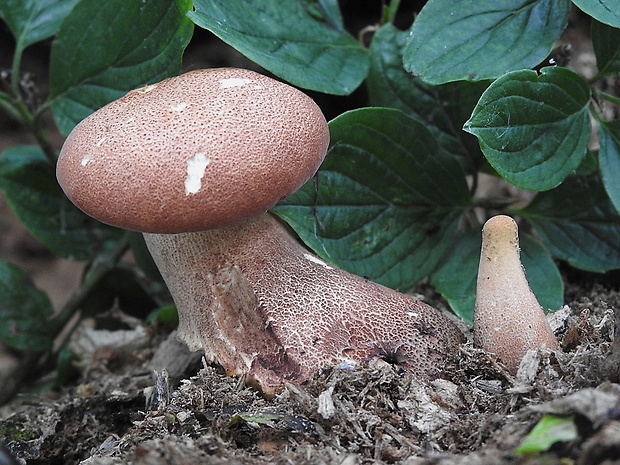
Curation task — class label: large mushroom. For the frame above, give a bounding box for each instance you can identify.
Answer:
[57,68,463,392]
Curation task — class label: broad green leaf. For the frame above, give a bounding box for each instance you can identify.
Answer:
[519,173,620,271]
[0,0,79,51]
[436,81,495,165]
[0,259,54,351]
[404,0,571,84]
[575,149,599,176]
[572,0,620,28]
[464,67,591,191]
[189,0,368,95]
[0,146,123,260]
[367,23,487,166]
[273,107,471,291]
[49,0,193,135]
[314,0,343,26]
[520,233,564,312]
[429,229,480,322]
[514,415,577,454]
[599,120,620,215]
[430,226,563,323]
[592,20,620,76]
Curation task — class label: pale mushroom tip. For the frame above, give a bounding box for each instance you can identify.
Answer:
[473,215,559,374]
[483,215,518,252]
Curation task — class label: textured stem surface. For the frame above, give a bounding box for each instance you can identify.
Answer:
[473,215,558,373]
[145,213,463,391]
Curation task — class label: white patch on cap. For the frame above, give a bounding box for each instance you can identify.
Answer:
[303,253,334,270]
[170,102,187,111]
[219,78,252,89]
[133,84,157,94]
[185,151,211,195]
[81,154,91,166]
[95,137,107,147]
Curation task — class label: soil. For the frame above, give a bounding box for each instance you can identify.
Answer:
[3,5,620,465]
[1,277,620,465]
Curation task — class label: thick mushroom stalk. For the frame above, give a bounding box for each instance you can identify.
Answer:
[144,213,463,391]
[56,67,463,392]
[473,215,558,373]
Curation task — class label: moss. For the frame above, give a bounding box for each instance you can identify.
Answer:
[0,424,40,440]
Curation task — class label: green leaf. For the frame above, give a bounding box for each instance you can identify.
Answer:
[404,0,571,84]
[0,259,54,351]
[273,107,471,290]
[520,233,564,312]
[53,345,80,388]
[514,414,577,454]
[429,229,480,322]
[519,173,620,271]
[599,120,620,215]
[189,0,368,95]
[592,20,620,76]
[147,305,179,326]
[0,0,79,51]
[575,149,599,176]
[430,226,563,323]
[572,0,620,28]
[49,0,193,135]
[464,67,591,191]
[0,146,123,260]
[367,24,487,165]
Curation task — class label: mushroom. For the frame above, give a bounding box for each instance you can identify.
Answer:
[473,215,558,373]
[57,68,463,392]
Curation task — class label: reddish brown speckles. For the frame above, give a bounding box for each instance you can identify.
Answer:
[57,68,329,233]
[144,213,464,387]
[57,68,464,392]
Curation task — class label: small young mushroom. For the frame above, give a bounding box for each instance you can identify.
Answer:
[57,68,463,392]
[473,215,558,373]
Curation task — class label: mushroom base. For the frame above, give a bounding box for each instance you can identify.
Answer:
[144,213,464,392]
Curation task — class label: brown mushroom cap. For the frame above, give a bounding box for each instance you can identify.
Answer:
[56,68,329,233]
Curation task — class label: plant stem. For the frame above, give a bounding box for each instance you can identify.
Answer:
[0,92,23,121]
[52,233,131,334]
[3,43,58,164]
[469,170,479,197]
[380,0,402,25]
[596,90,620,106]
[12,99,58,164]
[10,44,24,97]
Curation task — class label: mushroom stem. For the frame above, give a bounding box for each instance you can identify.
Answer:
[144,212,463,392]
[473,215,558,374]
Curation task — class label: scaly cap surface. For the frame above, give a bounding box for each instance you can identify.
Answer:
[57,68,329,233]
